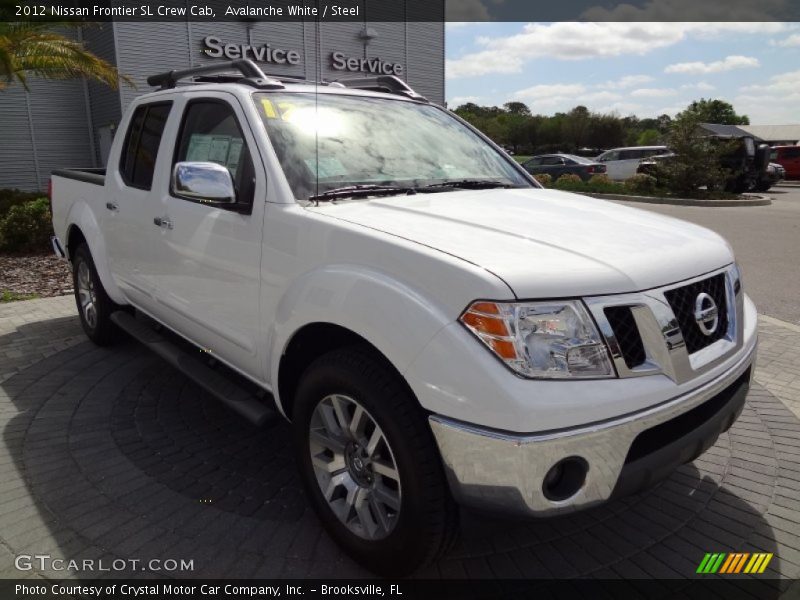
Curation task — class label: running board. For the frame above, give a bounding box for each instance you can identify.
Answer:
[111,311,276,427]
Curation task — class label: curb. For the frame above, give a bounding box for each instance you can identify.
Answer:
[759,314,800,333]
[586,192,772,207]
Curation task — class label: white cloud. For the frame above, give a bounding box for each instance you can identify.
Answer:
[446,22,782,80]
[680,81,716,92]
[582,91,624,102]
[631,87,678,98]
[740,69,800,95]
[597,74,655,89]
[595,102,644,116]
[735,70,800,124]
[664,55,760,75]
[513,83,586,100]
[771,33,800,47]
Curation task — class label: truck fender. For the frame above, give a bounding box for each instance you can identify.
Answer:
[65,200,126,305]
[267,264,452,416]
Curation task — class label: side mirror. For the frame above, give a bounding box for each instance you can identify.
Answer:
[173,162,236,205]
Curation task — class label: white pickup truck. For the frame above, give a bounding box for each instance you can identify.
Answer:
[50,60,757,576]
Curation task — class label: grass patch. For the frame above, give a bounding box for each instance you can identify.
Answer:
[1,290,39,303]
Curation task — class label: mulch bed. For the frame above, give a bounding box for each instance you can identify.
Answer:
[0,254,73,298]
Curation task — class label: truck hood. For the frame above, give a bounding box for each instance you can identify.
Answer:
[308,188,734,298]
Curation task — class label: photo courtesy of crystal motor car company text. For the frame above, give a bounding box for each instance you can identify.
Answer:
[1,0,799,597]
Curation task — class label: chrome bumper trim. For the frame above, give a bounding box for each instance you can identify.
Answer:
[429,335,756,517]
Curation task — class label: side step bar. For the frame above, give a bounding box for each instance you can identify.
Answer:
[111,311,276,427]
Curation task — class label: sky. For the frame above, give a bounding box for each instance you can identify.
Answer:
[445,22,800,124]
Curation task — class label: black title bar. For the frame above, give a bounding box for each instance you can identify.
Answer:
[2,0,799,23]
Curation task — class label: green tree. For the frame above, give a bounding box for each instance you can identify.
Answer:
[563,105,591,151]
[656,114,733,196]
[503,101,531,116]
[637,129,661,146]
[677,98,749,125]
[0,22,130,90]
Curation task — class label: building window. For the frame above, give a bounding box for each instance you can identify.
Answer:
[119,102,172,190]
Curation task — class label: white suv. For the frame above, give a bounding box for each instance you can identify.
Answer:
[49,60,757,576]
[596,145,668,180]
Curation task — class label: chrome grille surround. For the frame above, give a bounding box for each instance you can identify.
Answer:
[584,264,742,385]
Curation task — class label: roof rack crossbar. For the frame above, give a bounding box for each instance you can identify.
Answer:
[146,59,284,90]
[334,75,428,101]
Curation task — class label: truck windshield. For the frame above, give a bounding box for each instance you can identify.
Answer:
[253,92,530,200]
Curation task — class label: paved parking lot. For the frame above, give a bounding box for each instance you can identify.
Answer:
[1,187,799,595]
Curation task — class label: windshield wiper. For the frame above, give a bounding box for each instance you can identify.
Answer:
[309,184,414,203]
[418,179,515,191]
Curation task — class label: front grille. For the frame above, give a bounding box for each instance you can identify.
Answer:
[604,306,646,369]
[664,273,728,354]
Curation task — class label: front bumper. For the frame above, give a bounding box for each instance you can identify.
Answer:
[429,333,756,517]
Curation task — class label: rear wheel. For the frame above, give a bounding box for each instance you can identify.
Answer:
[292,347,458,576]
[72,244,118,346]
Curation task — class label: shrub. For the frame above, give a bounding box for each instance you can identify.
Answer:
[588,174,612,185]
[657,114,733,196]
[554,173,583,186]
[0,198,53,254]
[624,173,658,195]
[533,173,552,187]
[0,188,42,219]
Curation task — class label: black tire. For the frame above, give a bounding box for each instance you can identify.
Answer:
[292,346,458,576]
[754,181,772,192]
[72,243,118,346]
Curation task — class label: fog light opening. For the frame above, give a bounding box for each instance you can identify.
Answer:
[542,456,588,501]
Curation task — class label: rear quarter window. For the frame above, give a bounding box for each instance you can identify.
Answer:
[119,102,172,190]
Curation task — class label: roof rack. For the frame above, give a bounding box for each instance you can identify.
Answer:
[146,59,285,90]
[334,75,428,101]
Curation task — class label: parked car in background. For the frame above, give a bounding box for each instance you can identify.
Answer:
[522,154,606,181]
[755,162,786,192]
[771,146,800,180]
[596,146,668,180]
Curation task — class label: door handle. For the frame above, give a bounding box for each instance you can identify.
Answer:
[153,216,173,230]
[105,202,118,211]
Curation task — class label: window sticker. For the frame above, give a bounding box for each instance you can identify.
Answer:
[261,98,299,121]
[303,157,348,179]
[226,139,243,170]
[208,136,232,163]
[186,134,243,168]
[185,134,213,161]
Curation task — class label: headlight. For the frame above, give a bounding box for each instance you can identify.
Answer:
[459,300,614,379]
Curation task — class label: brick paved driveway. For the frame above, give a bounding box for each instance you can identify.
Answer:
[1,297,799,597]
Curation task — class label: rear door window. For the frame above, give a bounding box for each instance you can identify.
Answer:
[119,102,172,190]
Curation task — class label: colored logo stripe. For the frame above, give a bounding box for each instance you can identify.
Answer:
[698,552,773,574]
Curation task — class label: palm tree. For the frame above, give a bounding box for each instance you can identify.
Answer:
[0,21,131,91]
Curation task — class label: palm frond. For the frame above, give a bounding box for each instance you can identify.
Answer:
[0,22,133,91]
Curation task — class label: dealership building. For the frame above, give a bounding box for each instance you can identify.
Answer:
[0,12,444,192]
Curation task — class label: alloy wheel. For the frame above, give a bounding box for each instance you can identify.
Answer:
[309,394,402,540]
[76,260,98,330]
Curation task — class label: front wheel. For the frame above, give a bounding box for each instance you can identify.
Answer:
[292,347,458,576]
[72,244,118,346]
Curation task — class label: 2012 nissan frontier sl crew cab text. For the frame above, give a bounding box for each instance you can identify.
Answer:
[49,60,757,576]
